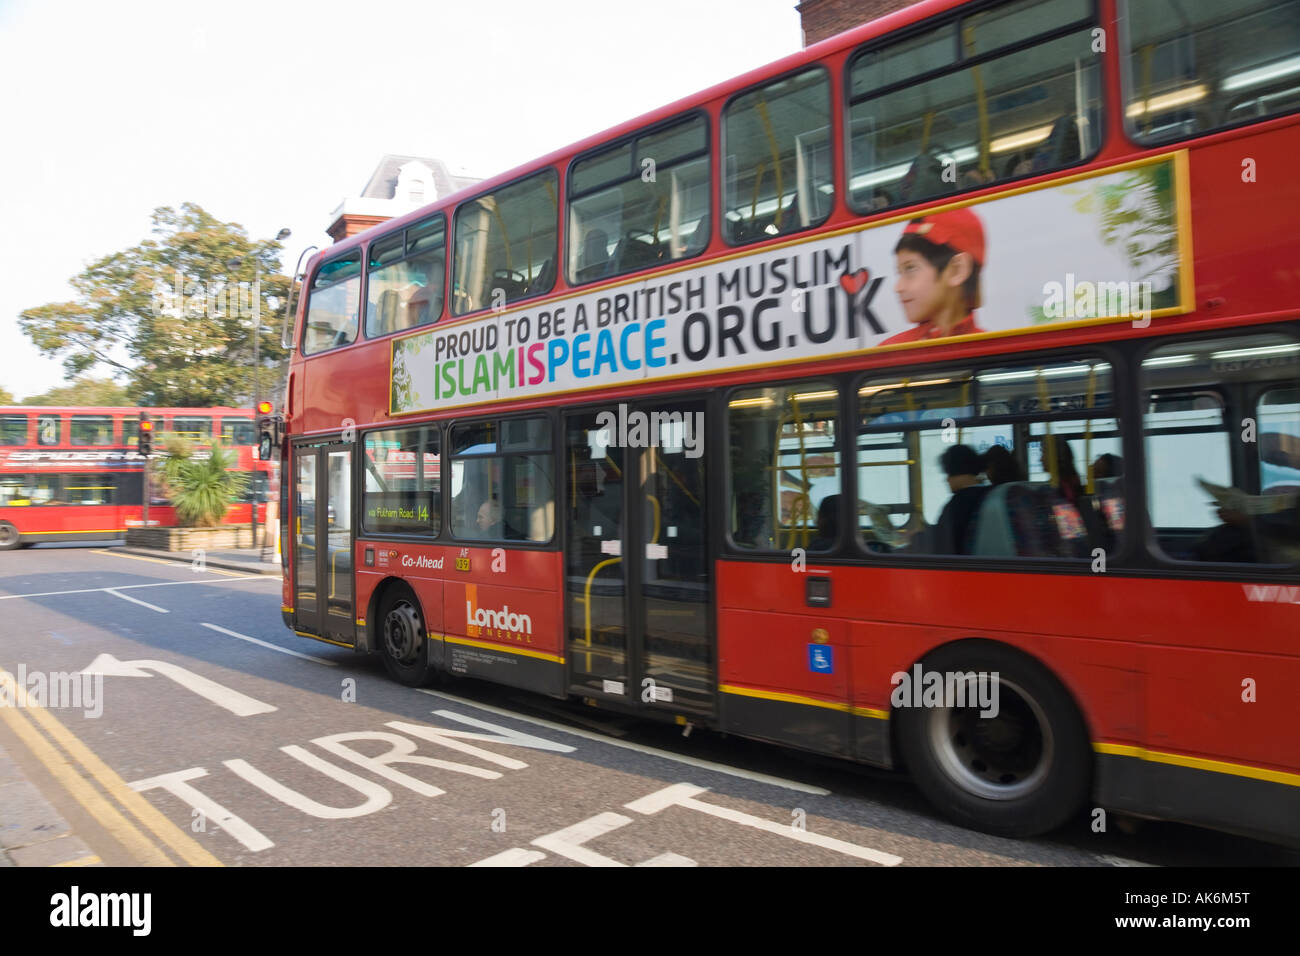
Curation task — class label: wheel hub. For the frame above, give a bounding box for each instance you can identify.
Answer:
[926,677,1054,801]
[383,601,423,665]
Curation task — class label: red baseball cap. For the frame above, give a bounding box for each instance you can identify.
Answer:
[902,208,986,266]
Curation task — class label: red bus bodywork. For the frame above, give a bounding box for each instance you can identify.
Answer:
[278,0,1300,846]
[0,406,270,546]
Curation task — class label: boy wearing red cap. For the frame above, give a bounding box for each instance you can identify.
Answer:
[882,207,987,345]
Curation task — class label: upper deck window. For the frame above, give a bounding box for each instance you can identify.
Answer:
[303,253,362,355]
[723,69,834,245]
[36,414,61,446]
[1122,0,1300,144]
[365,215,446,338]
[567,114,710,284]
[0,415,27,446]
[171,416,212,439]
[70,415,114,446]
[847,0,1099,213]
[452,170,558,316]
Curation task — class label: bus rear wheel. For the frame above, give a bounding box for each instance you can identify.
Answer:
[0,523,20,551]
[896,641,1090,839]
[377,584,435,687]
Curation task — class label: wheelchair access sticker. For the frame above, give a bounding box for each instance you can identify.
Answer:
[808,644,834,674]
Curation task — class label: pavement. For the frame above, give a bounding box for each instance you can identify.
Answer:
[117,545,282,576]
[0,738,102,867]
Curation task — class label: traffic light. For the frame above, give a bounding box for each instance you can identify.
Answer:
[138,413,154,456]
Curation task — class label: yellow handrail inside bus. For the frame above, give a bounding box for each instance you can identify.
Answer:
[751,161,766,222]
[962,24,992,179]
[756,99,785,229]
[579,556,622,670]
[646,493,661,544]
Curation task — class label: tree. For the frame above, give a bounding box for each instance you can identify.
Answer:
[0,386,13,405]
[20,375,131,407]
[158,439,249,527]
[18,203,291,407]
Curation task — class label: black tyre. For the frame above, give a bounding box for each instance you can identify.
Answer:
[896,640,1091,838]
[377,584,435,687]
[0,523,20,551]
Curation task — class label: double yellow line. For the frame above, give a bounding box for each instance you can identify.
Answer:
[0,669,222,867]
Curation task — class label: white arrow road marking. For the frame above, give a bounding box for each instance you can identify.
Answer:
[105,589,169,613]
[200,623,338,665]
[81,653,277,717]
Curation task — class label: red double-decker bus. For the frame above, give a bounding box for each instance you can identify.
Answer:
[274,0,1300,845]
[0,405,270,548]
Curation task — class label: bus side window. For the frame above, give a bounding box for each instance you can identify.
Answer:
[846,0,1101,213]
[304,253,362,355]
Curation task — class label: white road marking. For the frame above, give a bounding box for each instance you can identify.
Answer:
[0,576,273,601]
[224,747,392,819]
[469,848,547,867]
[625,783,903,866]
[531,812,634,867]
[311,730,502,796]
[131,767,274,853]
[82,653,277,717]
[1099,854,1155,867]
[416,689,829,795]
[200,623,338,666]
[636,852,697,867]
[104,588,169,613]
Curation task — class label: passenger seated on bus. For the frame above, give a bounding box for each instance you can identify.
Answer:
[898,147,951,203]
[906,444,990,555]
[983,444,1024,485]
[1092,453,1123,480]
[971,480,1090,558]
[808,494,839,551]
[476,498,503,539]
[1028,114,1081,173]
[1041,441,1083,505]
[1192,487,1300,564]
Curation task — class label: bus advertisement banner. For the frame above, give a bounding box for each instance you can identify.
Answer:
[391,153,1190,415]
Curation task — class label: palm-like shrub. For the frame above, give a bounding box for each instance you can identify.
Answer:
[159,439,249,527]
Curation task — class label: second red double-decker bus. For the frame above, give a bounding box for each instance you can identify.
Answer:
[273,0,1300,846]
[0,406,271,548]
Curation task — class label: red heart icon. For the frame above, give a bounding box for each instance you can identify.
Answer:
[839,268,871,296]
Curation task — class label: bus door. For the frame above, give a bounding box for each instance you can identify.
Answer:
[292,440,355,644]
[564,399,714,718]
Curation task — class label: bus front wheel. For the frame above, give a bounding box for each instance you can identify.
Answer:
[0,523,20,551]
[896,641,1091,839]
[377,584,435,687]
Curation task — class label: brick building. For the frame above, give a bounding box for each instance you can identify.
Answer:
[326,155,481,243]
[797,0,919,46]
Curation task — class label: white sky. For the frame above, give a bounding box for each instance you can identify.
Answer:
[0,0,803,400]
